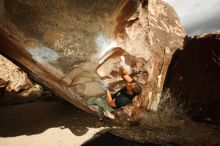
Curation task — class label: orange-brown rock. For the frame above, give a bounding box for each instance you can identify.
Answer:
[0,0,185,122]
[96,0,185,122]
[0,54,44,105]
[0,54,32,92]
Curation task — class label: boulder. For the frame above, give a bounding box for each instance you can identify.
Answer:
[96,47,136,90]
[0,0,185,122]
[0,0,122,112]
[96,0,185,122]
[0,55,45,104]
[0,55,32,92]
[164,31,220,122]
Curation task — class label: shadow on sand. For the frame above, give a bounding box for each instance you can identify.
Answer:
[0,99,113,137]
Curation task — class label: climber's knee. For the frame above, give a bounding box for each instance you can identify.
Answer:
[85,96,99,105]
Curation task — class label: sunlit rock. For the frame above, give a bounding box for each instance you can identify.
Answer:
[0,0,123,113]
[97,47,136,90]
[0,0,185,122]
[0,55,44,105]
[99,0,185,122]
[0,54,32,92]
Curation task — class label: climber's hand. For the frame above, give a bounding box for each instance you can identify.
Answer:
[119,67,128,76]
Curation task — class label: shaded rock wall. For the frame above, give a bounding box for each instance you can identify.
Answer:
[0,0,124,100]
[0,0,185,122]
[114,0,184,111]
[0,0,122,75]
[0,55,43,105]
[0,0,124,113]
[164,31,220,122]
[99,0,185,122]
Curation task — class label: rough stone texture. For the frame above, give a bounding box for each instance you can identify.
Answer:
[114,0,185,110]
[0,0,123,75]
[0,55,44,105]
[0,54,32,92]
[0,0,125,112]
[97,47,136,90]
[164,31,220,122]
[63,62,106,98]
[96,0,185,122]
[0,0,125,101]
[0,1,220,144]
[0,0,185,122]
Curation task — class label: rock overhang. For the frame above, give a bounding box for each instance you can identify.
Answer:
[0,0,185,123]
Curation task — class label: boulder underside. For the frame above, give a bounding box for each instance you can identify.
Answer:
[1,0,220,145]
[0,0,185,123]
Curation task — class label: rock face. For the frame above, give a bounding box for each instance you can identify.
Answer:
[0,55,43,105]
[0,55,31,92]
[0,0,185,122]
[164,31,220,122]
[97,47,136,90]
[0,0,122,75]
[114,0,185,112]
[0,0,123,112]
[96,0,185,122]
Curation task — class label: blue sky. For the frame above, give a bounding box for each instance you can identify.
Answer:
[163,0,220,36]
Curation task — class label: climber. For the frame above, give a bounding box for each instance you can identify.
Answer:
[86,56,142,120]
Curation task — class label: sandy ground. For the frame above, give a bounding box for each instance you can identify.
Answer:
[0,99,220,146]
[0,100,113,146]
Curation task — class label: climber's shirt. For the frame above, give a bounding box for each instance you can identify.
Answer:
[112,87,137,108]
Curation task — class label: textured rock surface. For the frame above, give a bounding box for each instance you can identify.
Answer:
[0,1,220,144]
[63,62,106,98]
[0,54,31,92]
[114,0,185,111]
[0,0,124,112]
[0,0,122,75]
[96,0,185,122]
[164,31,220,122]
[0,0,185,122]
[97,47,136,90]
[0,55,44,105]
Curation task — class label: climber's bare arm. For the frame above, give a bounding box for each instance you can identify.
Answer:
[119,67,133,83]
[106,90,116,107]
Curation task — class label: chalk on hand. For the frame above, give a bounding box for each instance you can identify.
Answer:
[120,56,125,67]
